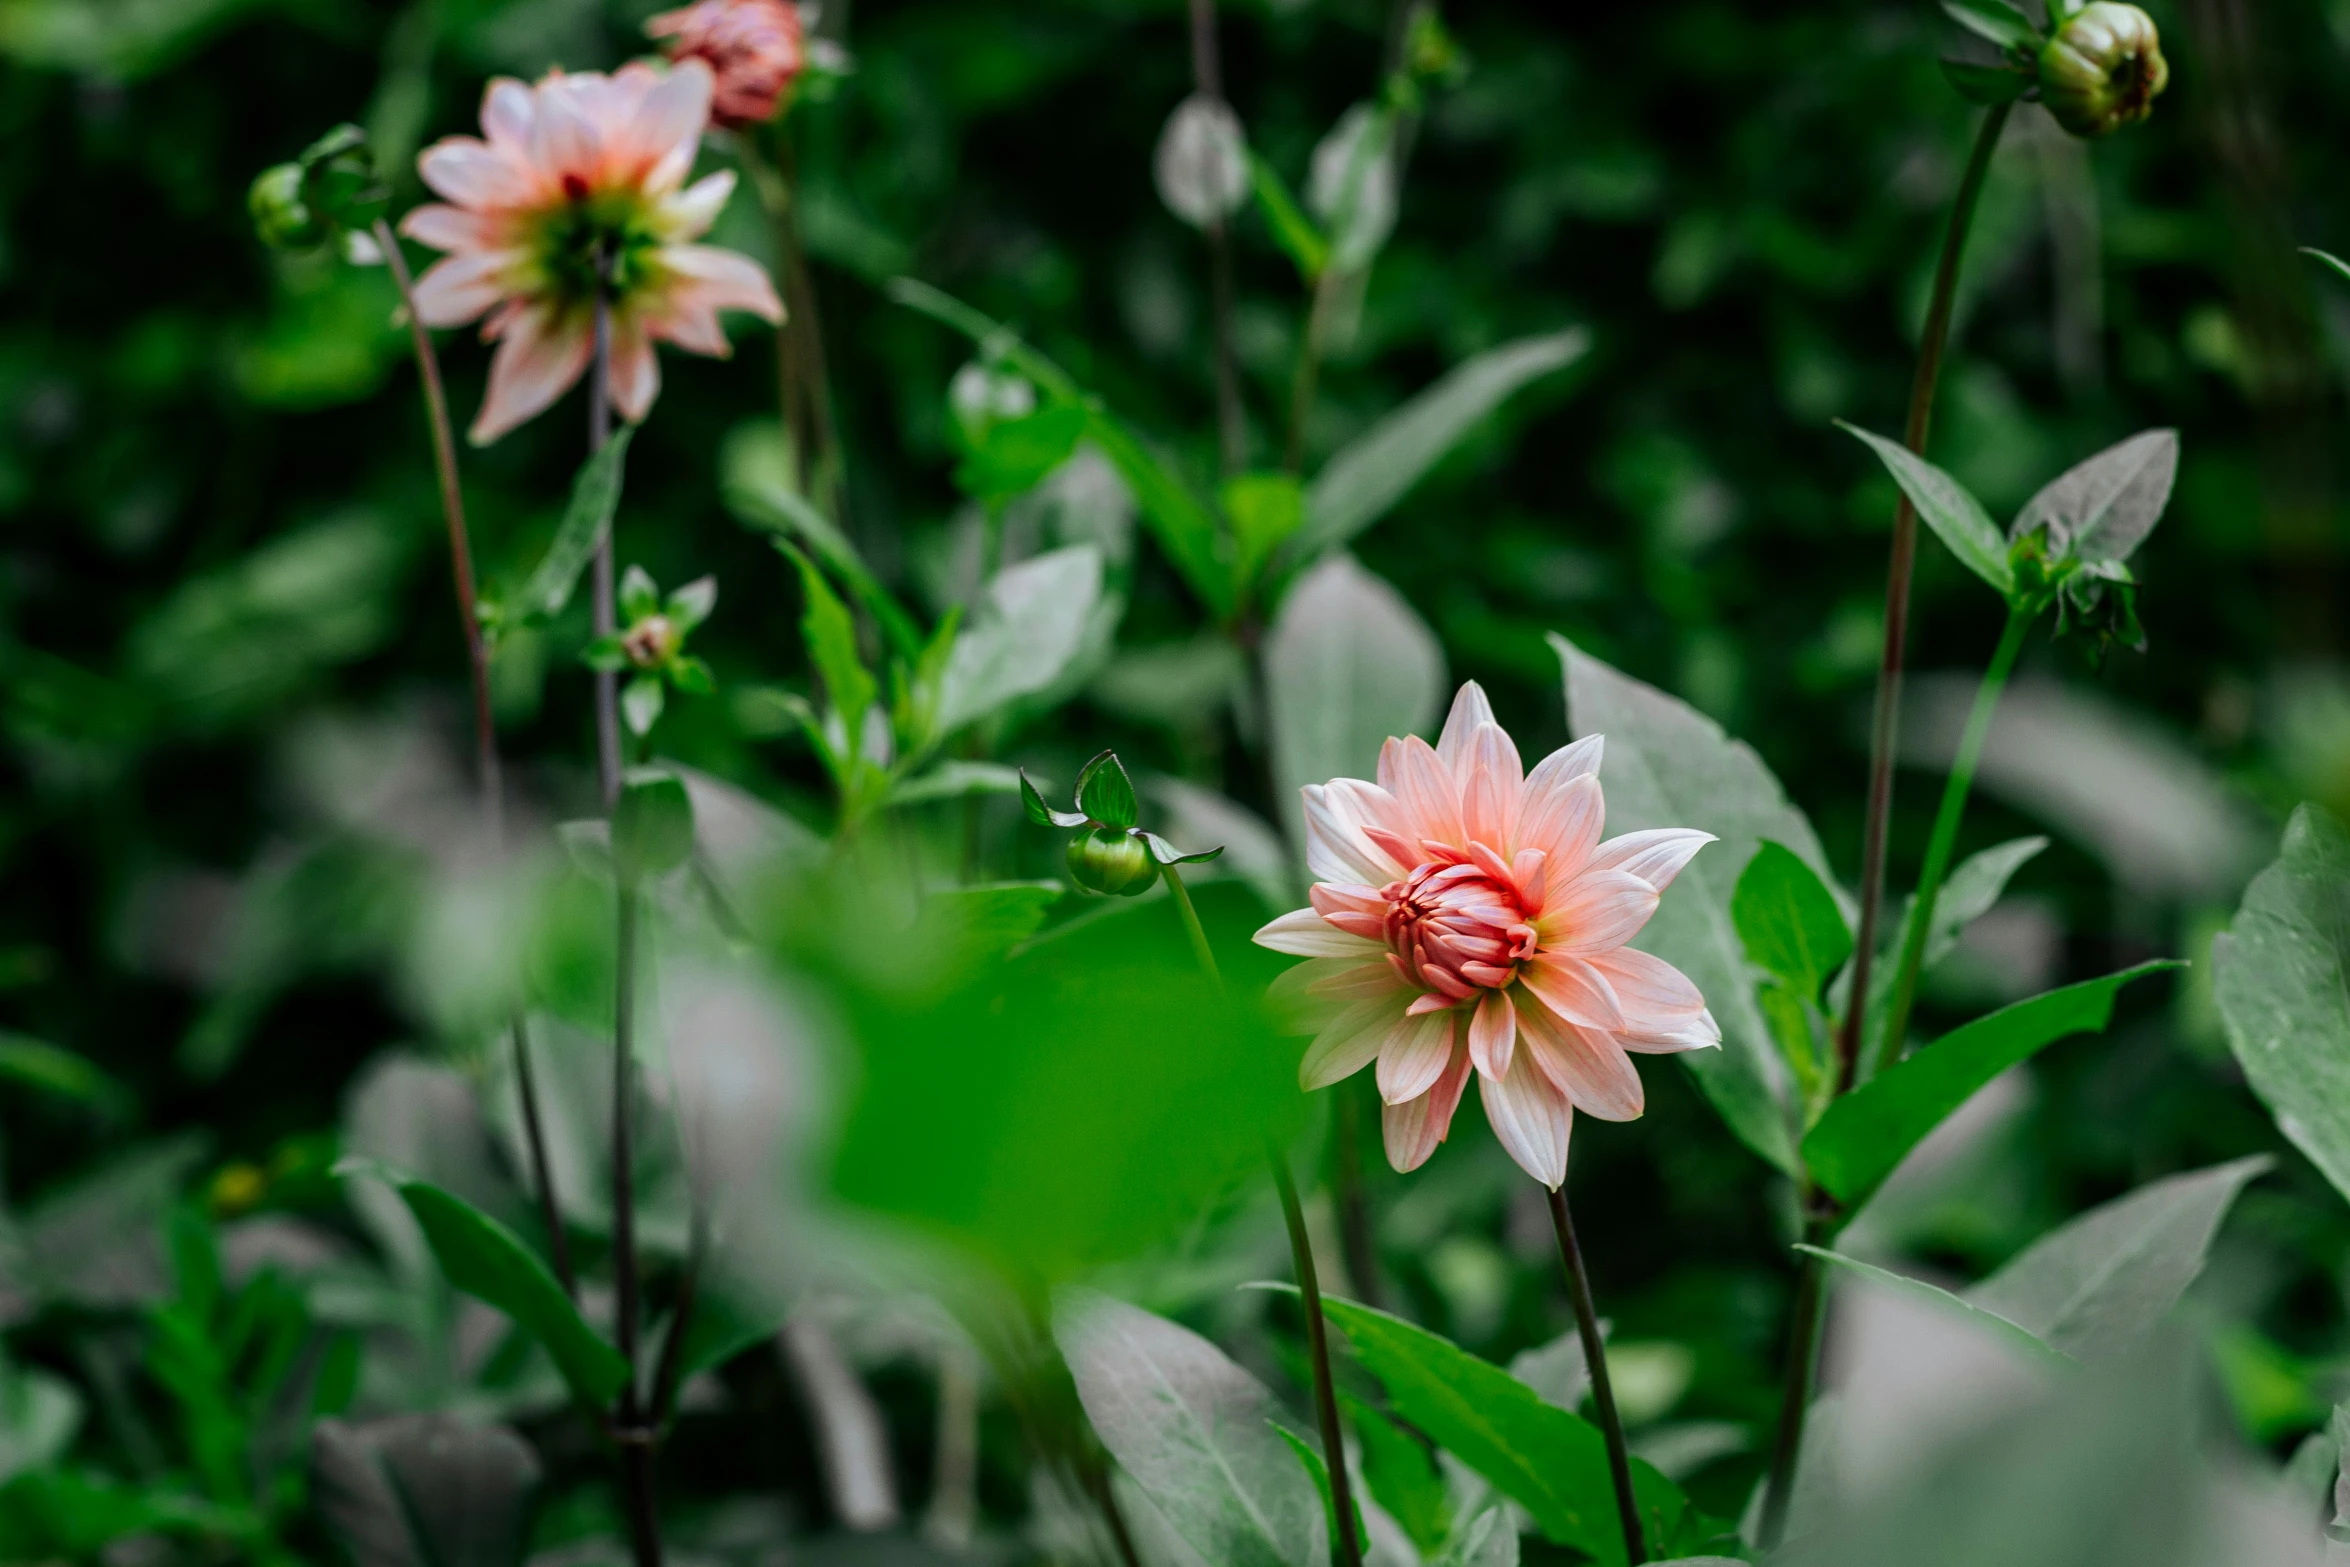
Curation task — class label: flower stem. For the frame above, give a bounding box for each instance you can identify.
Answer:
[1545,1183,1644,1566]
[1832,99,2012,1100]
[375,218,575,1298]
[1270,1149,1367,1567]
[1186,0,1246,476]
[590,276,623,810]
[1869,599,2036,1077]
[1159,861,1220,985]
[1758,1207,1831,1551]
[611,880,662,1567]
[1284,270,1336,475]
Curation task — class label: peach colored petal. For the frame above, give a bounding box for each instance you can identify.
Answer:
[1524,734,1603,795]
[1479,1054,1573,1188]
[417,137,535,209]
[1435,681,1497,770]
[1302,992,1408,1089]
[661,168,737,239]
[633,59,715,193]
[1520,953,1626,1031]
[1619,1007,1722,1054]
[1518,1003,1645,1122]
[1302,780,1410,886]
[1583,828,1715,892]
[1514,772,1603,877]
[1376,1009,1457,1104]
[658,243,783,320]
[1267,956,1399,1033]
[531,74,605,187]
[1467,988,1516,1079]
[471,303,592,445]
[1383,1042,1472,1172]
[401,203,506,254]
[1459,722,1525,845]
[482,77,537,155]
[407,250,522,327]
[1587,947,1706,1027]
[1540,868,1660,954]
[606,312,661,423]
[1255,908,1380,959]
[1381,734,1465,850]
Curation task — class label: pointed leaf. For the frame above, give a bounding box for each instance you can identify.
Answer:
[1803,961,2181,1208]
[1077,749,1139,829]
[312,1413,542,1567]
[1020,768,1089,829]
[2305,247,2350,287]
[1941,59,2033,103]
[1967,1157,2270,1362]
[1271,1424,1367,1562]
[721,422,922,658]
[780,543,875,756]
[618,563,659,623]
[1348,1395,1450,1554]
[1841,422,2014,598]
[2214,805,2350,1207]
[1558,637,1832,1174]
[2010,430,2178,566]
[1939,0,2039,51]
[1863,836,2049,1059]
[665,575,718,631]
[1733,840,1853,1003]
[1056,1290,1329,1567]
[1142,831,1224,866]
[515,426,633,622]
[1793,1248,2070,1366]
[936,545,1105,734]
[1248,150,1330,282]
[1297,331,1589,561]
[621,673,664,738]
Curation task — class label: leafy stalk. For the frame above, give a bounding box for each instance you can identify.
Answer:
[1544,1184,1644,1566]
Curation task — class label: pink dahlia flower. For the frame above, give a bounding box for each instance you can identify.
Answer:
[646,0,807,129]
[1256,683,1721,1189]
[402,61,784,445]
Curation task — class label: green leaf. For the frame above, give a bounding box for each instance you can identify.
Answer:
[1558,637,1833,1174]
[1271,1424,1368,1562]
[1020,768,1088,828]
[1939,0,2039,51]
[780,543,876,763]
[1732,840,1853,1002]
[671,1264,791,1386]
[935,545,1105,735]
[2304,247,2350,288]
[1940,58,2033,103]
[0,1363,82,1484]
[1840,422,2014,599]
[390,1180,629,1406]
[954,402,1088,501]
[1248,150,1329,282]
[1076,749,1138,829]
[514,426,633,623]
[2009,430,2178,567]
[1296,331,1589,562]
[1222,472,1305,590]
[1142,831,1224,867]
[1966,1156,2269,1363]
[1864,836,2049,1062]
[1802,962,2180,1207]
[1055,1290,1326,1567]
[620,672,664,737]
[665,575,718,631]
[1316,1294,1686,1565]
[721,421,923,659]
[887,760,1025,807]
[2214,806,2350,1207]
[618,562,659,622]
[311,1413,543,1567]
[1794,1247,2071,1366]
[0,1033,118,1110]
[1348,1396,1450,1554]
[668,655,715,697]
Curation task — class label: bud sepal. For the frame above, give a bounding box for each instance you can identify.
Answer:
[1021,751,1224,897]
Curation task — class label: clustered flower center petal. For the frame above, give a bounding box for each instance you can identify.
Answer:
[1383,853,1538,999]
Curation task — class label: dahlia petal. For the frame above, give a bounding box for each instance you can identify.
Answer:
[1542,868,1661,953]
[1462,760,1513,850]
[1268,955,1400,1009]
[1303,779,1410,886]
[1362,825,1425,870]
[1301,993,1407,1090]
[1587,947,1707,1025]
[1525,734,1604,794]
[482,77,537,154]
[1479,1055,1573,1188]
[1584,828,1716,892]
[1436,681,1498,770]
[1383,734,1465,849]
[1515,772,1604,876]
[405,249,520,327]
[1465,723,1525,845]
[1620,1007,1723,1054]
[1309,882,1384,918]
[417,137,536,208]
[470,303,592,444]
[658,244,783,321]
[1511,847,1549,905]
[1382,1043,1472,1173]
[634,59,715,192]
[605,312,661,424]
[400,202,504,254]
[1404,992,1453,1017]
[661,169,737,239]
[1468,988,1516,1079]
[531,75,605,187]
[1376,1010,1457,1105]
[1254,908,1380,959]
[1520,953,1627,1031]
[1519,1003,1646,1122]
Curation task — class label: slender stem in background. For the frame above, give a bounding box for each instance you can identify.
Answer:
[1159,861,1220,985]
[611,883,662,1567]
[741,125,843,517]
[1271,1151,1367,1567]
[1185,0,1246,476]
[1332,1083,1381,1309]
[590,276,623,810]
[1758,1213,1830,1551]
[1284,272,1335,475]
[1832,99,2012,1099]
[1545,1184,1644,1566]
[1870,600,2036,1075]
[377,219,576,1297]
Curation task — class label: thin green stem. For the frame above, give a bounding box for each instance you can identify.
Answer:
[1545,1184,1644,1566]
[1159,861,1221,986]
[1871,600,2036,1075]
[1758,1209,1832,1551]
[1284,269,1336,475]
[1270,1149,1367,1567]
[611,880,661,1567]
[590,274,622,809]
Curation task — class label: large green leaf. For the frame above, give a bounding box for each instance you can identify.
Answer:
[935,545,1105,734]
[511,426,633,625]
[2008,430,2177,567]
[1558,637,1833,1173]
[311,1413,542,1567]
[1733,840,1852,1003]
[1294,330,1589,560]
[1794,1248,2070,1367]
[1803,962,2179,1208]
[1317,1295,1686,1565]
[2213,806,2350,1208]
[391,1179,629,1407]
[1056,1291,1326,1567]
[1839,423,2013,600]
[1965,1156,2268,1363]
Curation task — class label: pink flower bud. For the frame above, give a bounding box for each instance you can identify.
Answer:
[646,0,808,129]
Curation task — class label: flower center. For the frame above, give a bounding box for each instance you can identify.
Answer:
[532,188,667,309]
[1381,857,1537,1001]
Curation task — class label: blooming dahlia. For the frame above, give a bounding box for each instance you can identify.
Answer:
[647,0,808,128]
[403,61,784,445]
[1256,683,1720,1188]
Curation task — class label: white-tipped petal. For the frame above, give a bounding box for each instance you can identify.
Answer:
[1479,1057,1573,1188]
[1254,908,1381,959]
[1584,828,1716,892]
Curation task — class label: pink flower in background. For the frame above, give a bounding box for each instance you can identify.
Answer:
[402,61,784,444]
[646,0,808,128]
[1256,683,1720,1188]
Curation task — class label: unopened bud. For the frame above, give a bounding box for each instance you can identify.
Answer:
[249,163,325,251]
[948,362,1037,449]
[1066,828,1157,897]
[621,614,682,670]
[298,123,390,234]
[2039,3,2168,138]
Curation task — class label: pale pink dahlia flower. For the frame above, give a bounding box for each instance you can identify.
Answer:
[402,61,784,445]
[647,0,808,129]
[1256,683,1721,1189]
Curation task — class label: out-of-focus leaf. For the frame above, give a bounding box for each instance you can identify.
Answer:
[1349,1395,1450,1554]
[385,1177,628,1406]
[1803,962,2179,1207]
[0,0,269,76]
[1793,1248,2070,1366]
[2215,806,2350,1207]
[311,1413,541,1567]
[2305,247,2350,287]
[1966,1157,2269,1362]
[1249,151,1329,281]
[886,760,1023,806]
[1733,841,1852,1002]
[0,1363,81,1483]
[2009,430,2178,566]
[721,422,922,658]
[954,403,1088,503]
[10,1134,209,1311]
[1559,637,1829,1174]
[1057,1290,1328,1567]
[937,545,1105,734]
[1266,555,1445,849]
[1839,424,2014,599]
[782,543,876,760]
[0,1034,117,1110]
[1308,103,1399,270]
[512,427,633,625]
[1941,59,2032,103]
[1429,1505,1520,1567]
[1316,1295,1687,1565]
[1860,835,2048,1063]
[1155,93,1250,229]
[1939,0,2039,51]
[1296,331,1588,561]
[1224,472,1305,589]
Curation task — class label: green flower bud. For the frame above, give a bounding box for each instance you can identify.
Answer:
[1066,828,1158,897]
[249,163,325,251]
[620,613,683,671]
[297,123,390,235]
[2038,3,2168,138]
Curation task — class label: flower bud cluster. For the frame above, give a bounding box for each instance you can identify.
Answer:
[1935,0,2168,139]
[1021,751,1222,897]
[585,566,720,738]
[248,124,389,254]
